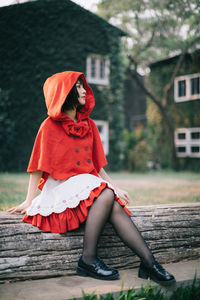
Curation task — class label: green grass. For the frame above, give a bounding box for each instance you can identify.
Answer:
[0,170,200,210]
[0,172,29,210]
[73,274,200,300]
[109,170,200,206]
[109,170,200,181]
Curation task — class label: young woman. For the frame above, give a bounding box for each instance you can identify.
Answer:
[8,71,175,285]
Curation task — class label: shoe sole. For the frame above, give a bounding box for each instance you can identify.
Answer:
[76,266,120,281]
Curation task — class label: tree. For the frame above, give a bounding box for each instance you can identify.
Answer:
[97,0,200,169]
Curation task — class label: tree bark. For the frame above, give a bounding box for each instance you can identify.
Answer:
[0,203,200,283]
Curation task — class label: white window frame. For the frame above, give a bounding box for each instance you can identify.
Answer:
[86,55,110,86]
[175,127,200,158]
[94,120,109,155]
[174,73,200,103]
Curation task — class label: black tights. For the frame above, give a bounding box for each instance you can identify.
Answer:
[82,188,155,267]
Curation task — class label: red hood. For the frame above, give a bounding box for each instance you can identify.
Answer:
[43,71,95,121]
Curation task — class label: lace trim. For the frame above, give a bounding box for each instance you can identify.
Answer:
[26,174,117,217]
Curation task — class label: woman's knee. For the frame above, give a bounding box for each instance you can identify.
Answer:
[111,201,124,215]
[100,188,115,204]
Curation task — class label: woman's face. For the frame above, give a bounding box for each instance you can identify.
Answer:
[76,80,86,106]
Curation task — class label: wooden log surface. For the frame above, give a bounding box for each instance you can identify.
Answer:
[0,203,200,283]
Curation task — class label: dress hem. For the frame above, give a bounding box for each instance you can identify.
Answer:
[23,182,131,233]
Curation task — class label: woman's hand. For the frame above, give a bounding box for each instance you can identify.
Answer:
[7,200,31,214]
[115,188,131,206]
[7,171,42,215]
[98,168,131,205]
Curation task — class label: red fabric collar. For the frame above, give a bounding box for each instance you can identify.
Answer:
[61,119,90,138]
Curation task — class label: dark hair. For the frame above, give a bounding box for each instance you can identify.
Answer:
[61,77,85,112]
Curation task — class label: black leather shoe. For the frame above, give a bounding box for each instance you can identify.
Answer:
[138,261,176,286]
[76,256,119,280]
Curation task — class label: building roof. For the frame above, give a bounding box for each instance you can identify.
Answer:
[149,49,200,69]
[0,0,127,37]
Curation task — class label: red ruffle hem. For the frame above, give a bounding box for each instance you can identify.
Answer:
[23,182,131,233]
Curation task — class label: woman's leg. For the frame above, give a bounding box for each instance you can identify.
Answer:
[82,188,115,264]
[109,201,175,285]
[78,189,174,283]
[82,188,154,266]
[109,201,155,267]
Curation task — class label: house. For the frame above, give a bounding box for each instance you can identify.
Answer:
[0,0,126,171]
[149,50,200,170]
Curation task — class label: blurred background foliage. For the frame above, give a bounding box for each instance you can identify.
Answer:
[97,0,200,172]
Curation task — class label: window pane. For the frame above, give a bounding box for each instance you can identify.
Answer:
[191,146,200,153]
[91,58,96,78]
[178,133,186,140]
[178,80,186,97]
[177,146,186,153]
[191,77,200,95]
[100,59,106,79]
[97,125,103,133]
[191,132,200,139]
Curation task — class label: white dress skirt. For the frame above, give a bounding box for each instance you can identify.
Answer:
[23,173,131,233]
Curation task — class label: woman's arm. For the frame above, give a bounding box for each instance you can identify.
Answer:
[7,170,42,214]
[99,168,130,205]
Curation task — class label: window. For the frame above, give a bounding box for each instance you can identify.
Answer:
[94,120,109,155]
[100,58,106,79]
[174,73,200,102]
[191,146,200,153]
[91,58,96,78]
[191,77,200,95]
[86,55,110,85]
[177,146,186,153]
[191,132,200,139]
[175,128,200,157]
[178,133,186,140]
[178,80,186,97]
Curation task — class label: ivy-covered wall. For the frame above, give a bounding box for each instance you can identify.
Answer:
[148,51,200,170]
[0,0,125,172]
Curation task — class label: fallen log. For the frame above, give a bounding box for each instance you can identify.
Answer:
[0,203,200,283]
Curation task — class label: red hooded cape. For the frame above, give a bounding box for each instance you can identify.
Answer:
[27,71,107,189]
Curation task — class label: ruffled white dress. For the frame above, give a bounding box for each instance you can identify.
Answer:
[23,173,131,233]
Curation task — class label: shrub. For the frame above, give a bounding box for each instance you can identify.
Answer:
[122,126,152,172]
[130,140,151,172]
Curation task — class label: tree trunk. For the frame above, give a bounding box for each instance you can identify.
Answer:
[0,203,200,283]
[128,69,179,169]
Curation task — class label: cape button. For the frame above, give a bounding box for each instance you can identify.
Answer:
[75,148,79,152]
[73,136,76,139]
[77,161,80,165]
[88,159,91,163]
[85,147,88,151]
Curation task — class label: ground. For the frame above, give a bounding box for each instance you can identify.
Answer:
[0,170,199,210]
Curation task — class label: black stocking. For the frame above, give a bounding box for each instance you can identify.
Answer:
[82,188,115,264]
[109,201,155,268]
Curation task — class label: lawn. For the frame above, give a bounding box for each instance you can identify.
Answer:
[109,170,200,206]
[0,170,199,211]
